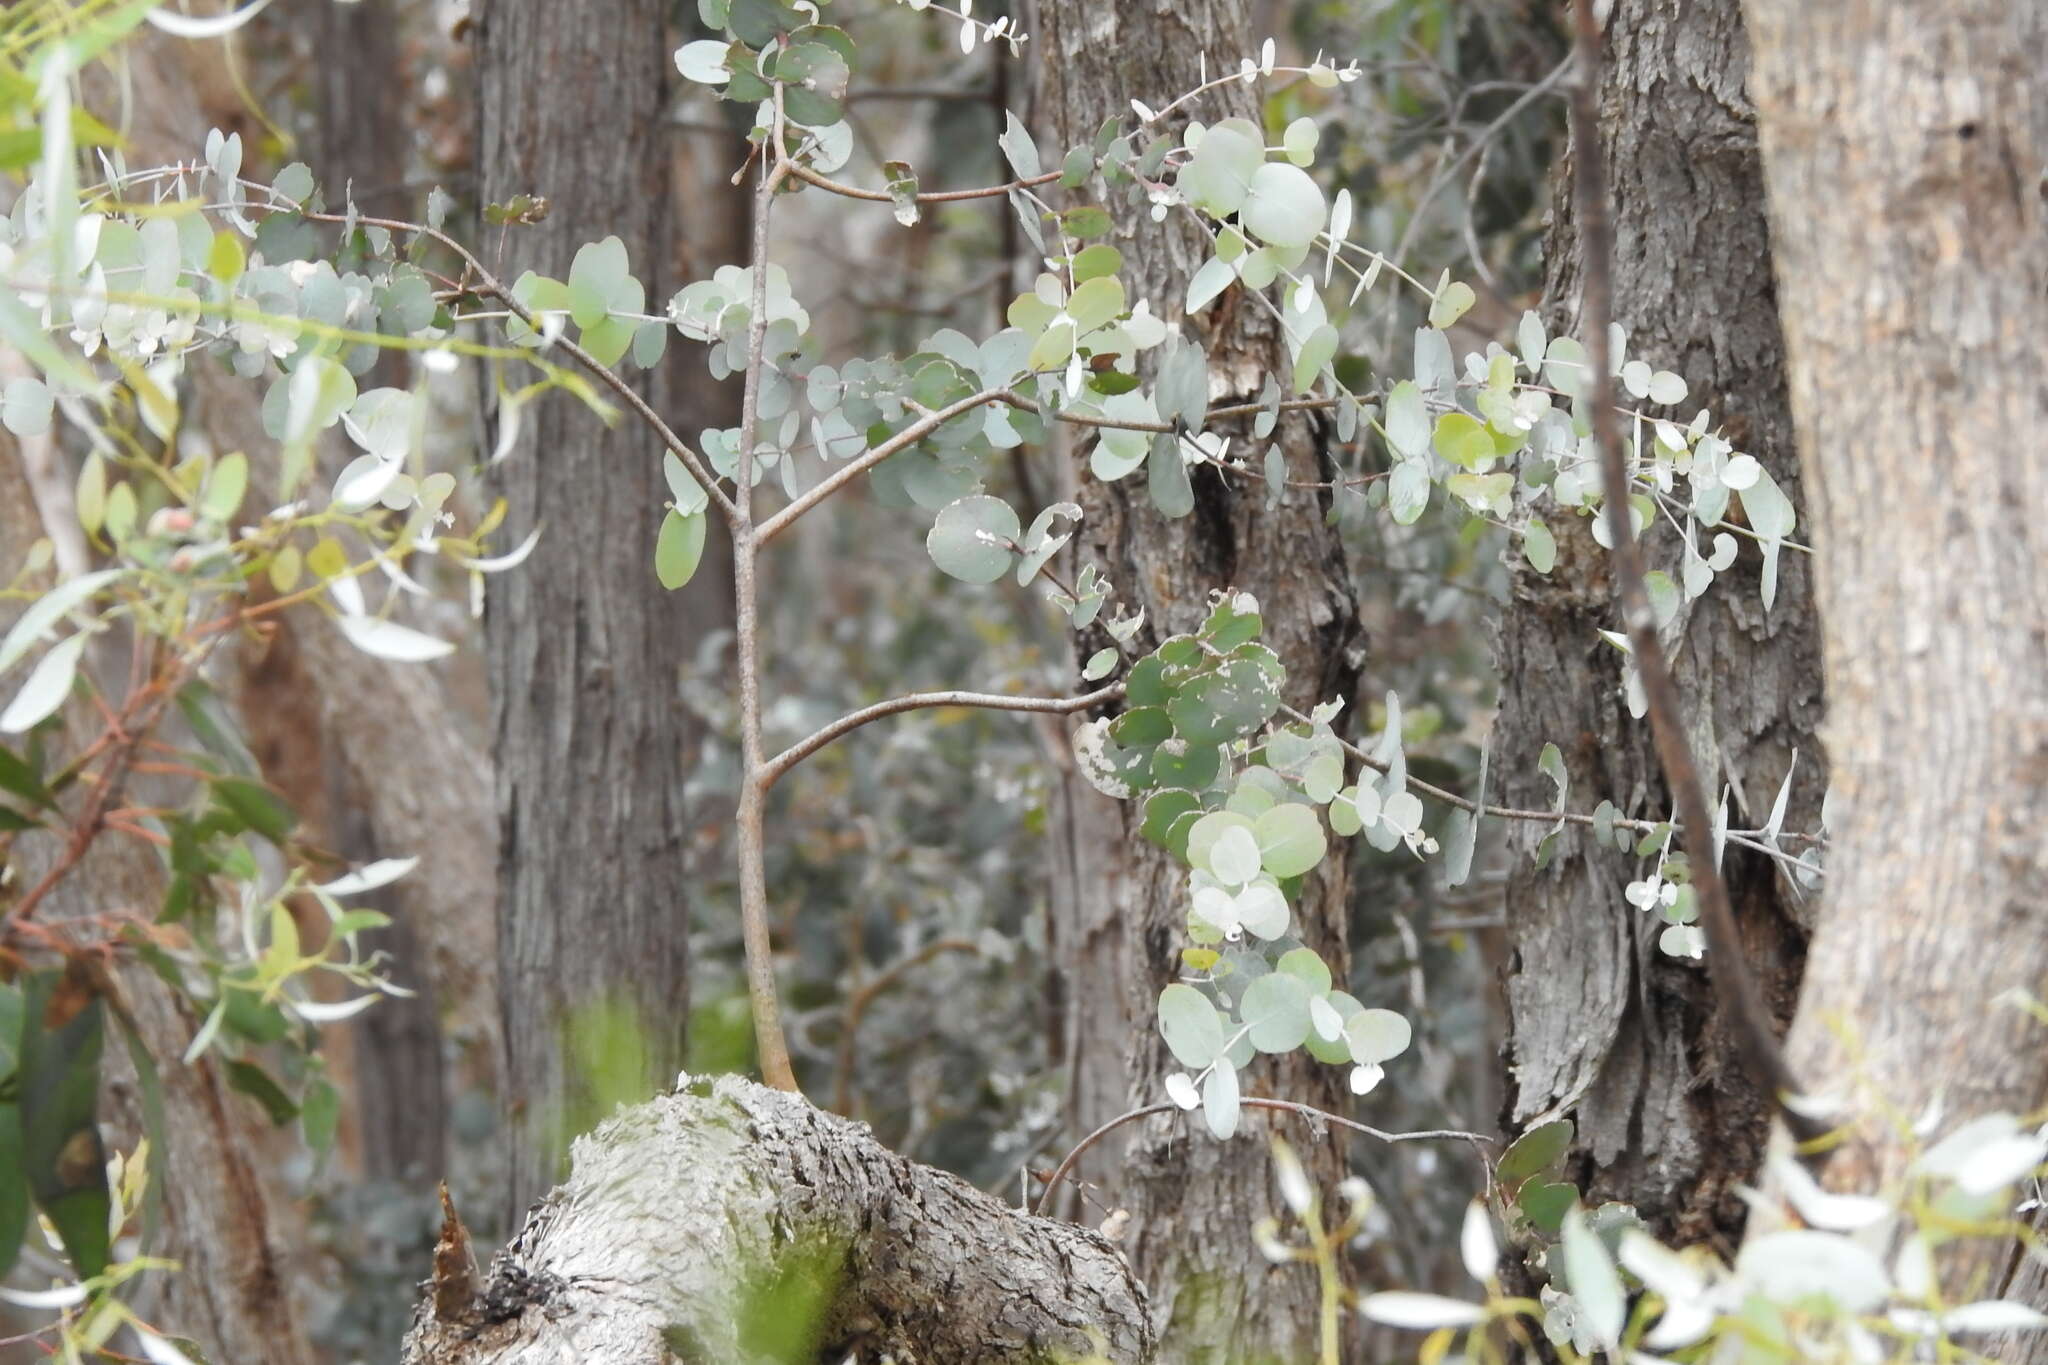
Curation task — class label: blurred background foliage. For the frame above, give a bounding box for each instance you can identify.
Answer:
[2,0,1568,1357]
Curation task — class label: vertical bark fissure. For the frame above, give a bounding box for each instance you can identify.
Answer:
[476,2,700,1218]
[1035,4,1367,1357]
[1496,0,1824,1248]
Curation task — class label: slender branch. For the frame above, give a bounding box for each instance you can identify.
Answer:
[995,389,1353,436]
[1385,54,1574,280]
[1566,0,1823,1148]
[753,387,1005,544]
[759,682,1125,792]
[1277,703,1819,856]
[783,158,1062,205]
[295,209,740,529]
[732,136,800,1093]
[1032,1097,1490,1217]
[831,937,981,1114]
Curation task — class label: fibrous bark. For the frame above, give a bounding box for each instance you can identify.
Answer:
[400,1077,1154,1364]
[476,0,704,1218]
[1741,0,2048,1325]
[1495,0,1823,1248]
[1034,3,1367,1357]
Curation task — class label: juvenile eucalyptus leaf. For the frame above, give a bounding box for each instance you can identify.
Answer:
[1202,1060,1240,1139]
[925,495,1021,583]
[1239,972,1312,1053]
[998,111,1040,180]
[655,508,708,590]
[1159,983,1225,1069]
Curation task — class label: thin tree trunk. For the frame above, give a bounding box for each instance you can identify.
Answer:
[1741,0,2048,1313]
[476,1,705,1219]
[285,0,472,1200]
[1035,5,1366,1356]
[1495,0,1823,1250]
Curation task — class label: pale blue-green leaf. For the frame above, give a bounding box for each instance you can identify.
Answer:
[2,377,53,437]
[1082,647,1117,682]
[1648,369,1688,405]
[1202,1060,1240,1139]
[1735,1230,1890,1314]
[0,633,87,733]
[0,569,121,677]
[1543,336,1590,400]
[1282,117,1319,166]
[1186,810,1254,873]
[1178,118,1262,216]
[1344,1008,1411,1065]
[1427,281,1476,329]
[1254,802,1325,878]
[655,508,707,590]
[1209,824,1262,885]
[1159,983,1225,1069]
[1523,517,1556,574]
[1240,162,1326,250]
[998,111,1040,180]
[1738,466,1796,540]
[335,614,455,663]
[1185,256,1236,315]
[1562,1206,1626,1349]
[1291,324,1338,395]
[663,451,710,515]
[1233,881,1290,939]
[674,39,732,84]
[1275,947,1332,994]
[1462,1199,1500,1284]
[1389,460,1429,525]
[1538,742,1567,808]
[1360,1293,1486,1330]
[1240,972,1312,1053]
[1517,310,1546,374]
[1149,431,1194,518]
[1066,275,1124,333]
[1384,380,1428,458]
[926,495,1021,583]
[201,452,248,523]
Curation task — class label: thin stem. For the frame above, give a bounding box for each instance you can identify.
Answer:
[754,387,1005,545]
[1033,1096,1490,1217]
[1277,702,1819,852]
[1566,0,1822,1148]
[294,209,740,529]
[783,158,1062,205]
[759,682,1124,792]
[831,937,980,1114]
[732,145,799,1093]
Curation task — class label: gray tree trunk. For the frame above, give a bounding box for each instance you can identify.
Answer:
[476,1,705,1219]
[1494,0,1825,1249]
[1035,4,1367,1357]
[1740,0,2048,1331]
[400,1078,1154,1364]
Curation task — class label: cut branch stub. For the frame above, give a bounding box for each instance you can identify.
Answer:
[401,1076,1155,1364]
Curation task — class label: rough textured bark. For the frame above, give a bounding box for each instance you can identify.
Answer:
[1,450,318,1365]
[476,2,700,1218]
[1035,5,1366,1357]
[274,0,489,1197]
[400,1078,1154,1364]
[1494,0,1824,1249]
[1741,0,2048,1312]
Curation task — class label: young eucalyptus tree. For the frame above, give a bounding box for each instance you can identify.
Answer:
[2,2,2045,1363]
